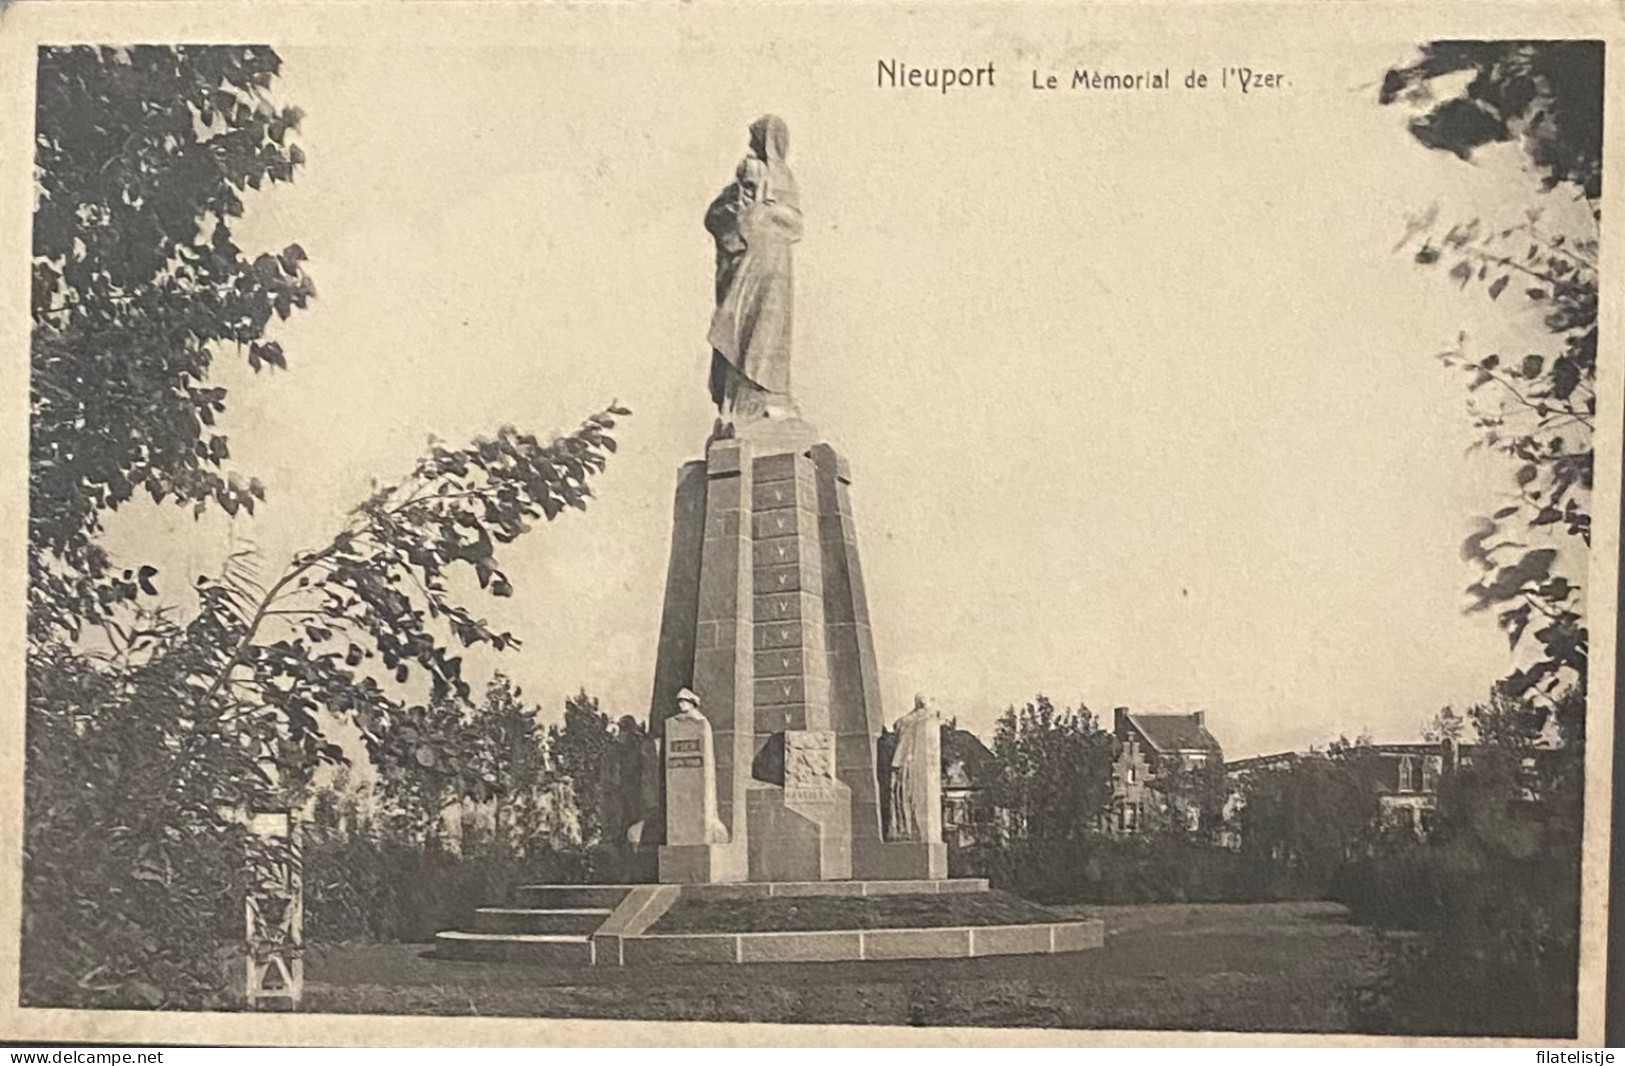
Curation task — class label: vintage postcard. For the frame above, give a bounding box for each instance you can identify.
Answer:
[0,0,1619,1048]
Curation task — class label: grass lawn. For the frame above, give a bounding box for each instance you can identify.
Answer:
[302,900,1385,1032]
[652,890,1058,933]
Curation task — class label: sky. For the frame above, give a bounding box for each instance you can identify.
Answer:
[98,22,1597,760]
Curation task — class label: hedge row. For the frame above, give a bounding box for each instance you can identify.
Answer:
[949,837,1326,905]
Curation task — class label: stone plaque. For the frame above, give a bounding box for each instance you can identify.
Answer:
[785,730,837,789]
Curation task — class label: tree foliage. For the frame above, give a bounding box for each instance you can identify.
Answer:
[371,674,564,852]
[1347,689,1583,1037]
[471,675,557,850]
[1382,41,1602,709]
[1361,44,1598,1034]
[23,45,632,1009]
[22,639,260,1008]
[546,690,620,847]
[1147,757,1231,837]
[184,401,629,784]
[1234,743,1385,881]
[988,696,1116,842]
[1380,42,1602,200]
[1421,705,1466,744]
[30,46,314,641]
[26,396,629,1006]
[1450,685,1584,846]
[24,44,313,1011]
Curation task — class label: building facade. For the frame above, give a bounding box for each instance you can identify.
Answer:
[1104,708,1224,835]
[1224,738,1480,843]
[1366,742,1452,836]
[941,725,997,848]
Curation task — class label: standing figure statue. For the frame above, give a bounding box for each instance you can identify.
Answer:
[886,694,944,844]
[705,114,803,429]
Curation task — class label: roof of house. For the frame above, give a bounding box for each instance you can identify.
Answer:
[1126,713,1222,754]
[1365,742,1475,757]
[1226,741,1491,774]
[942,726,997,787]
[1225,751,1300,774]
[949,724,994,767]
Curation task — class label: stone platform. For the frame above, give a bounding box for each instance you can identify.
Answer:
[432,880,1106,967]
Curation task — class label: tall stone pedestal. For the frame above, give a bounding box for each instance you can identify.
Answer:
[649,425,940,883]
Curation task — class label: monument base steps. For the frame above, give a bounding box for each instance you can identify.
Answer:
[432,879,1105,968]
[431,929,598,966]
[431,885,634,965]
[511,885,635,909]
[471,907,611,936]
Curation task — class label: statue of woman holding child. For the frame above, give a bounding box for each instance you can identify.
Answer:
[704,114,804,429]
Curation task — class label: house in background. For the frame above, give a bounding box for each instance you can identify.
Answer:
[1364,742,1456,837]
[1224,738,1479,842]
[1104,708,1225,835]
[941,723,997,848]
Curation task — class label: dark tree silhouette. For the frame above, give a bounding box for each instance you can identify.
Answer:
[24,46,631,1008]
[30,46,314,640]
[1382,41,1602,713]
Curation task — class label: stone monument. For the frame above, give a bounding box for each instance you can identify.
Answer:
[432,115,1108,964]
[886,695,944,847]
[646,115,945,883]
[659,688,737,881]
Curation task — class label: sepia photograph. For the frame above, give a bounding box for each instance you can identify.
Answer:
[0,0,1619,1048]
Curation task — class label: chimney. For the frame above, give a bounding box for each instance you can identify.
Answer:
[1114,707,1130,736]
[1193,710,1205,728]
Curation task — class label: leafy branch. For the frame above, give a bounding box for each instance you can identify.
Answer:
[188,403,631,786]
[1383,42,1600,708]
